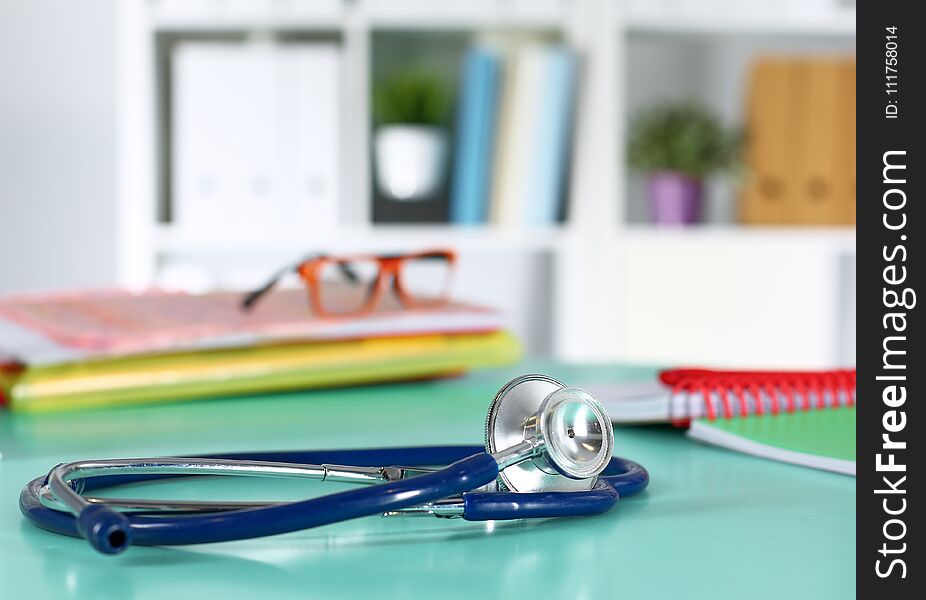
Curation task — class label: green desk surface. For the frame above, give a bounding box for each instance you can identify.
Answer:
[0,362,854,599]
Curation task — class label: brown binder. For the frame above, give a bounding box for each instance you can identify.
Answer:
[740,56,856,225]
[741,58,795,224]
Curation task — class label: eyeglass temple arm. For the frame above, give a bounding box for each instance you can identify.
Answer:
[240,254,361,311]
[241,253,323,311]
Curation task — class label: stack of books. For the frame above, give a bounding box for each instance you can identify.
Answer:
[0,288,520,412]
[449,41,579,227]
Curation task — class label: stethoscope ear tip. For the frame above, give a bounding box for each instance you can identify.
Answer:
[77,505,132,555]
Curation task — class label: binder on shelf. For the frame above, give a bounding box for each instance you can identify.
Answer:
[172,42,342,236]
[740,58,795,225]
[740,56,855,226]
[449,46,502,225]
[793,59,850,225]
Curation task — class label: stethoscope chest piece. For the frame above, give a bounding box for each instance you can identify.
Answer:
[485,374,614,494]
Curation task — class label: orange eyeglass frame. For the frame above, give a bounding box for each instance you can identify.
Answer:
[295,249,457,316]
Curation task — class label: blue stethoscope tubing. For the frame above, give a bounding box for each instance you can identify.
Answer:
[21,445,648,550]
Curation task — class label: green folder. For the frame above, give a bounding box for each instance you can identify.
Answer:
[687,407,855,475]
[3,331,521,413]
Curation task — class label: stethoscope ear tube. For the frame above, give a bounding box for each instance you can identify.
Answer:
[31,452,501,555]
[21,449,649,554]
[19,446,649,554]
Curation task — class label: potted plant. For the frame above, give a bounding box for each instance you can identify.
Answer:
[628,102,739,225]
[372,70,452,201]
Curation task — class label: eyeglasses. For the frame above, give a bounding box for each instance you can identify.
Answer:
[242,249,457,316]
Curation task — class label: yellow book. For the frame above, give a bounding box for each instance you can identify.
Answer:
[3,332,521,413]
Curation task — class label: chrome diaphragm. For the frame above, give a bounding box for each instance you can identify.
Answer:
[485,374,614,493]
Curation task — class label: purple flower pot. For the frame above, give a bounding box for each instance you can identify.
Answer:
[646,171,704,225]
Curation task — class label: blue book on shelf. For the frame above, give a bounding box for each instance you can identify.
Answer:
[525,47,578,226]
[449,46,501,225]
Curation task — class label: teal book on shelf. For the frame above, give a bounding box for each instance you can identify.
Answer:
[525,46,578,226]
[449,46,501,225]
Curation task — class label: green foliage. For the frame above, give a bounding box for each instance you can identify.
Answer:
[628,102,740,178]
[372,70,452,127]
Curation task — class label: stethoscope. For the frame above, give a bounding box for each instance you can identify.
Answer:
[20,375,649,555]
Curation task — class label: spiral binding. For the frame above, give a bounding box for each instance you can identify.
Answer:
[659,368,856,421]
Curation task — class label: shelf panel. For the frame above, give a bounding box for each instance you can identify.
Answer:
[358,224,568,251]
[156,223,856,257]
[147,0,346,31]
[620,225,856,253]
[150,19,346,33]
[624,11,856,37]
[155,224,567,256]
[363,0,568,30]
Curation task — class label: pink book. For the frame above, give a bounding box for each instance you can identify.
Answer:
[0,288,503,365]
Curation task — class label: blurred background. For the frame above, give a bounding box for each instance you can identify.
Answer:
[0,0,856,369]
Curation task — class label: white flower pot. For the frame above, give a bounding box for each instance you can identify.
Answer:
[374,125,448,201]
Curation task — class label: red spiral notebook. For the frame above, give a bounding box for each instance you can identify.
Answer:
[590,368,856,424]
[591,368,857,475]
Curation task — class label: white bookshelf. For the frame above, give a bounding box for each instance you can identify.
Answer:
[116,0,857,367]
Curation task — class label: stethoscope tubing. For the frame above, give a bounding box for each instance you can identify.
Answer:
[20,446,648,552]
